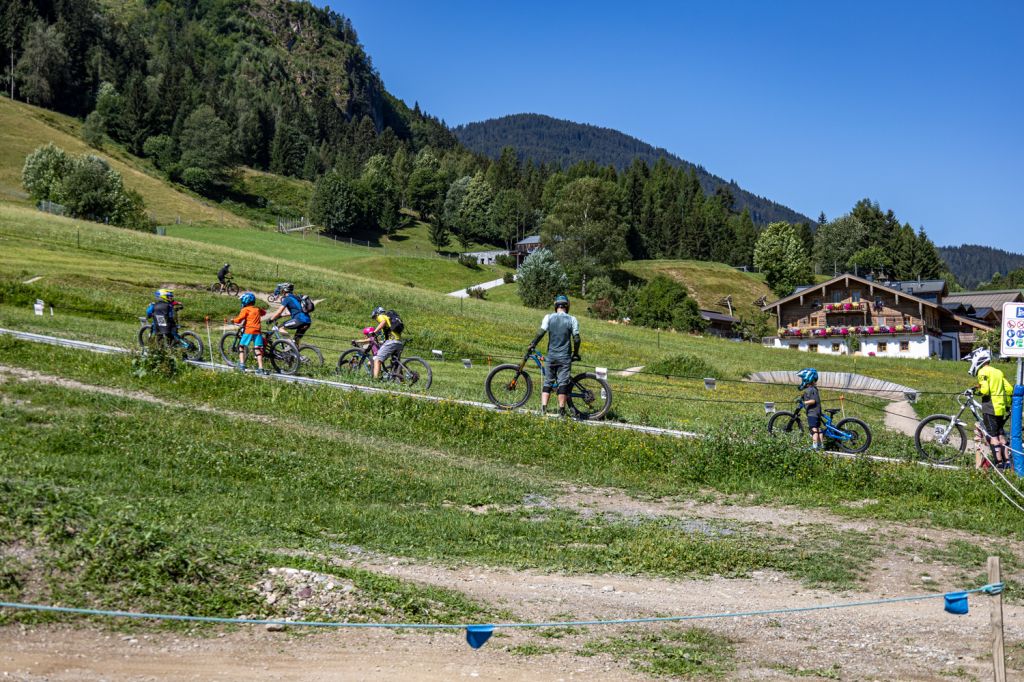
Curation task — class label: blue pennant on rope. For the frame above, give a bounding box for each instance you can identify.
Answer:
[465,624,494,649]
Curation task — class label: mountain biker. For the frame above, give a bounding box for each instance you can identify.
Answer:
[145,289,177,342]
[370,306,403,380]
[266,282,311,343]
[529,294,580,417]
[797,367,823,450]
[217,263,231,287]
[232,292,267,374]
[966,348,1010,469]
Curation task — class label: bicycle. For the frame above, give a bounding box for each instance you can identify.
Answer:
[209,276,239,296]
[335,330,432,390]
[219,324,300,375]
[137,314,205,362]
[915,389,994,464]
[484,347,612,420]
[767,400,872,453]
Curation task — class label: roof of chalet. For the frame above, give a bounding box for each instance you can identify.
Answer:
[881,279,948,297]
[699,309,739,324]
[942,290,1024,310]
[516,235,541,245]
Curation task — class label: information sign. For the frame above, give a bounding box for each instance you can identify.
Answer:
[1001,302,1024,358]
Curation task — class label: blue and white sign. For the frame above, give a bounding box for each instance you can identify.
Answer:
[1001,303,1024,358]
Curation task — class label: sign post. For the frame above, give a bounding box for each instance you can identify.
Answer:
[1000,303,1024,475]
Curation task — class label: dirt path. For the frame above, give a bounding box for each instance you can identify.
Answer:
[3,366,1023,680]
[884,400,920,437]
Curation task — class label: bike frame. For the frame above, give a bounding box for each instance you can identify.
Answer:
[791,405,856,443]
[352,333,404,374]
[935,392,989,443]
[510,350,567,390]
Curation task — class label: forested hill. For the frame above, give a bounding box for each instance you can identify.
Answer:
[453,114,814,226]
[938,245,1024,289]
[2,0,456,176]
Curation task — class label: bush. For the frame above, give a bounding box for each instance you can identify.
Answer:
[22,142,72,202]
[180,167,214,193]
[466,287,487,300]
[517,248,568,308]
[589,297,616,320]
[496,253,517,268]
[457,254,480,269]
[143,134,178,172]
[632,275,706,333]
[646,353,723,379]
[502,271,515,284]
[82,111,105,148]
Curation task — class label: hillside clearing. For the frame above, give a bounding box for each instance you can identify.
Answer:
[620,259,772,318]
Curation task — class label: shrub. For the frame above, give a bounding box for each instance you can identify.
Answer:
[589,297,616,320]
[466,287,487,300]
[517,248,568,308]
[646,353,723,379]
[502,271,515,284]
[143,134,178,172]
[82,111,105,148]
[180,167,214,193]
[457,254,480,269]
[496,253,517,268]
[632,275,706,333]
[22,142,72,202]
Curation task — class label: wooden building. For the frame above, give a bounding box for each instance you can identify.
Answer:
[761,274,992,359]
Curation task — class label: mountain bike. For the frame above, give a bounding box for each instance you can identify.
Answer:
[219,325,300,375]
[209,276,239,296]
[137,315,204,361]
[914,389,992,464]
[484,347,613,420]
[335,331,432,390]
[767,401,872,453]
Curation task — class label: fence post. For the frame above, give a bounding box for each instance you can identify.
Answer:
[989,556,1006,682]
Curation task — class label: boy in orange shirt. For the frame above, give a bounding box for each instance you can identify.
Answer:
[232,292,267,373]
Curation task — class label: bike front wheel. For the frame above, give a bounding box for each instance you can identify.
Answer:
[297,344,324,371]
[269,339,300,375]
[225,282,239,296]
[336,348,371,379]
[485,364,532,409]
[394,356,432,390]
[567,372,612,420]
[137,325,153,348]
[767,411,804,444]
[914,415,967,464]
[177,331,205,362]
[219,330,241,365]
[833,417,872,454]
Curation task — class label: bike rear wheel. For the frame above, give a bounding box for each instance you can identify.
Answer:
[394,356,432,390]
[567,372,612,420]
[225,282,239,296]
[269,338,300,375]
[336,348,371,379]
[485,364,532,409]
[833,417,872,454]
[914,415,967,464]
[137,325,153,348]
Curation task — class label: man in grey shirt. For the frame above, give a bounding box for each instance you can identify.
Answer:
[529,295,581,417]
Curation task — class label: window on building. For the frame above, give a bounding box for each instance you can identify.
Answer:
[812,299,821,308]
[832,291,842,303]
[875,295,884,310]
[852,290,861,302]
[808,344,818,353]
[832,343,841,353]
[878,342,888,353]
[789,344,799,350]
[900,341,910,352]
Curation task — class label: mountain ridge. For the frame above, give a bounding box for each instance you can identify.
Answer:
[937,244,1024,289]
[453,113,814,226]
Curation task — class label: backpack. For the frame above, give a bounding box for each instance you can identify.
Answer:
[299,294,315,314]
[385,309,404,335]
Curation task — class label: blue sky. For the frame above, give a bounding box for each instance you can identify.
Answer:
[334,1,1024,251]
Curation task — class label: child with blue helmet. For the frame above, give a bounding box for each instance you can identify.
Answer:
[797,368,823,450]
[232,292,267,373]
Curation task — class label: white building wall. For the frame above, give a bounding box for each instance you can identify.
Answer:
[771,334,936,359]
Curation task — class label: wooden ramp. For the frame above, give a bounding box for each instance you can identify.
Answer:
[745,371,919,402]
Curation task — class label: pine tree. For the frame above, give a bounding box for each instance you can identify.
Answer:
[912,227,944,279]
[118,72,151,156]
[427,218,450,250]
[621,159,649,259]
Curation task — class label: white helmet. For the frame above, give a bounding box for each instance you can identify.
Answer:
[964,348,991,376]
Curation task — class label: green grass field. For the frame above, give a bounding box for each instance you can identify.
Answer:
[620,259,772,319]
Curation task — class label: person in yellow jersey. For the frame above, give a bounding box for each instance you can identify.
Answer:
[370,305,404,380]
[966,348,1011,469]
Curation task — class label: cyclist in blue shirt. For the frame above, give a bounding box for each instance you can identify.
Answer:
[529,294,581,417]
[145,289,177,341]
[266,282,311,343]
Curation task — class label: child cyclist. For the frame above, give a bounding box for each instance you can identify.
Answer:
[145,289,178,342]
[232,292,267,374]
[797,367,824,450]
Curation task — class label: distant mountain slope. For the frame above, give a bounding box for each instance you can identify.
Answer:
[453,114,814,226]
[938,244,1024,289]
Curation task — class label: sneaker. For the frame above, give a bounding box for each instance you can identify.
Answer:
[997,461,1012,471]
[256,368,271,376]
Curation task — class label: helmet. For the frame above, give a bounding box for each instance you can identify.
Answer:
[554,294,570,310]
[796,367,818,390]
[362,326,376,336]
[239,292,256,306]
[224,263,230,268]
[154,289,174,302]
[278,282,294,294]
[965,348,991,376]
[371,306,385,318]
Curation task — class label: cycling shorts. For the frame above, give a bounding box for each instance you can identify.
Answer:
[374,339,404,363]
[983,413,1007,438]
[543,360,572,395]
[240,333,264,348]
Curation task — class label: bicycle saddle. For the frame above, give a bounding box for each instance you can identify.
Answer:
[824,408,841,416]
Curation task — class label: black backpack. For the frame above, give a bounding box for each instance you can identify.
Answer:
[385,309,404,335]
[299,294,315,313]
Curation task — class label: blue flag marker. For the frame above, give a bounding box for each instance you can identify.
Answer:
[943,591,969,615]
[466,624,494,649]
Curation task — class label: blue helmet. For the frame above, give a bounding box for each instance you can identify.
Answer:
[797,367,818,390]
[239,292,256,306]
[554,294,570,310]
